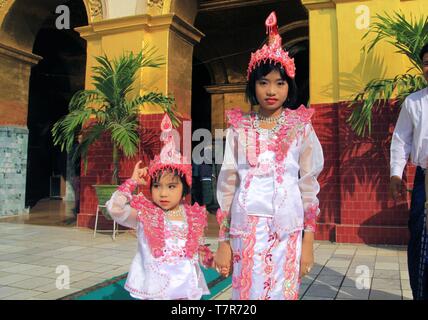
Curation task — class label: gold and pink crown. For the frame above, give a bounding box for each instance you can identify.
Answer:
[247,11,296,80]
[148,113,192,187]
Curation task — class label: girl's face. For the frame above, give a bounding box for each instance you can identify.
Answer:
[151,171,184,211]
[255,69,289,113]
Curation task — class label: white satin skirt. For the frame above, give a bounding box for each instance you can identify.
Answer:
[124,252,210,300]
[231,216,302,300]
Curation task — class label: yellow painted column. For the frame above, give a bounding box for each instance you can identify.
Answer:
[302,0,427,105]
[76,13,204,117]
[301,0,339,105]
[334,0,404,102]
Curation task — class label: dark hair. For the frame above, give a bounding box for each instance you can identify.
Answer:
[150,169,190,197]
[246,61,298,109]
[420,43,428,61]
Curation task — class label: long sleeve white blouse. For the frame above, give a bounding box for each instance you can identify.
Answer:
[390,87,428,177]
[216,106,324,241]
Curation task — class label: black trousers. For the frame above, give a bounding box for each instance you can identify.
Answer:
[408,166,428,300]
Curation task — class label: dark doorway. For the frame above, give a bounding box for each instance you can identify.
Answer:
[25,0,87,211]
[190,57,212,206]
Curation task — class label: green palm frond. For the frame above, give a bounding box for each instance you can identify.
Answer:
[114,52,142,98]
[108,122,140,157]
[363,12,428,72]
[68,90,105,111]
[348,11,428,137]
[347,74,426,136]
[140,44,165,68]
[52,47,180,184]
[52,108,94,152]
[132,92,181,127]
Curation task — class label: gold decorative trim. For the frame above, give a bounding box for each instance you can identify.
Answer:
[0,0,8,10]
[302,0,335,10]
[148,0,164,9]
[199,0,278,12]
[89,0,103,19]
[76,14,204,45]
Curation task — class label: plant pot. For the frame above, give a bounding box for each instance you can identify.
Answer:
[93,185,119,219]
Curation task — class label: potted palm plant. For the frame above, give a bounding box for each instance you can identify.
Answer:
[52,48,180,217]
[347,12,428,137]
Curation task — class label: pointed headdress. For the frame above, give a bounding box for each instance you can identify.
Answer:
[247,11,296,80]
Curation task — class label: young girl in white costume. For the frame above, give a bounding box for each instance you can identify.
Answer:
[214,11,324,300]
[106,114,213,300]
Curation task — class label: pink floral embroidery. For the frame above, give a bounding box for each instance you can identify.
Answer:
[198,245,214,268]
[134,197,165,258]
[124,263,170,298]
[233,253,241,263]
[271,105,314,167]
[117,179,138,200]
[225,106,317,236]
[244,173,253,189]
[283,231,300,300]
[261,231,279,300]
[216,208,231,241]
[276,166,285,175]
[226,108,242,128]
[164,222,187,241]
[225,108,252,129]
[304,203,319,233]
[239,216,258,300]
[232,275,241,289]
[184,202,208,259]
[118,179,207,259]
[152,248,163,258]
[227,105,314,179]
[246,128,259,167]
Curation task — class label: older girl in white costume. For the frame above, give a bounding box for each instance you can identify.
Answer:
[214,11,324,300]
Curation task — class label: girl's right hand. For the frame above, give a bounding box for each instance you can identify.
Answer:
[131,161,148,186]
[214,242,233,277]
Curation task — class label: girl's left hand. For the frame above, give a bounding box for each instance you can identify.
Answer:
[300,234,314,278]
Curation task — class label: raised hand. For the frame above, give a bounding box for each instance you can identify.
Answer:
[131,161,148,186]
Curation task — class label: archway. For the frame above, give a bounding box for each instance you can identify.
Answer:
[0,0,90,225]
[25,0,88,226]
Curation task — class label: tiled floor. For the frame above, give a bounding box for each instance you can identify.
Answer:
[0,220,413,300]
[0,199,77,227]
[0,199,413,300]
[0,221,136,300]
[211,242,412,300]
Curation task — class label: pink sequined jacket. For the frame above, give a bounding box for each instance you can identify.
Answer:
[216,105,324,241]
[106,179,213,268]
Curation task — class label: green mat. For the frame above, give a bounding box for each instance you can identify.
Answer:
[62,267,231,300]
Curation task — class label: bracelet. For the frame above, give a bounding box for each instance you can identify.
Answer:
[117,179,138,200]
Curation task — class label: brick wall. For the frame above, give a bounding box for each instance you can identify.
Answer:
[312,102,412,245]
